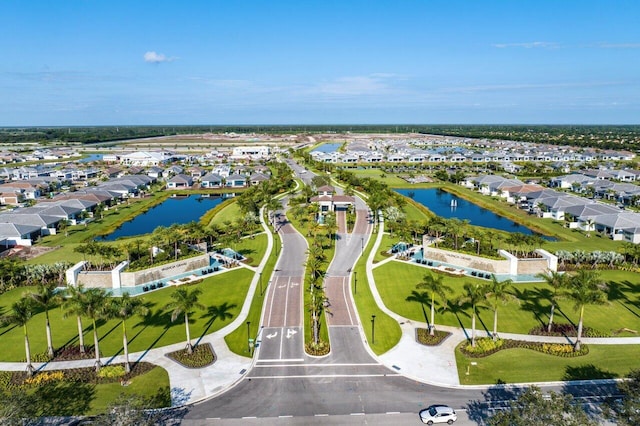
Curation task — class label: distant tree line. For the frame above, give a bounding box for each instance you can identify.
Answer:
[2,124,640,150]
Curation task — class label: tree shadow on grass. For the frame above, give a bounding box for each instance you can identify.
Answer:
[563,364,618,381]
[31,381,95,417]
[512,286,550,329]
[405,290,430,324]
[467,384,526,425]
[133,309,174,361]
[195,302,237,346]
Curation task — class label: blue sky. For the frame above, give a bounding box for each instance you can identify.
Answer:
[1,0,639,125]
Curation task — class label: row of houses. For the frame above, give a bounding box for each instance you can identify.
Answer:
[0,175,154,249]
[463,174,640,243]
[310,136,635,165]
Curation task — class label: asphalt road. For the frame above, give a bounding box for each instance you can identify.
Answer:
[180,160,618,425]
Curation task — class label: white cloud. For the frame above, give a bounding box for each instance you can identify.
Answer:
[594,42,640,49]
[143,51,176,63]
[492,41,560,49]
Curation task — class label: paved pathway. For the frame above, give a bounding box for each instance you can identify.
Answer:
[2,198,640,408]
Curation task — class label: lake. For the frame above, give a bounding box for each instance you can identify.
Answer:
[312,143,342,153]
[395,188,547,236]
[101,194,228,240]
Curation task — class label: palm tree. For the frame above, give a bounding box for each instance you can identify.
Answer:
[2,298,35,376]
[164,287,205,354]
[82,288,109,371]
[535,270,570,333]
[28,284,62,358]
[415,272,452,336]
[109,293,148,373]
[565,270,608,351]
[458,282,487,347]
[62,284,89,354]
[485,275,515,341]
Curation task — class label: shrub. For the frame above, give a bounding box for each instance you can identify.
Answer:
[305,341,330,356]
[97,365,126,379]
[416,328,451,346]
[166,344,216,368]
[23,371,64,387]
[460,338,589,358]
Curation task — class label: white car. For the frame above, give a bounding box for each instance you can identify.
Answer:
[419,404,457,425]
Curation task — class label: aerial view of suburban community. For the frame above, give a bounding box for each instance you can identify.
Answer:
[1,1,639,425]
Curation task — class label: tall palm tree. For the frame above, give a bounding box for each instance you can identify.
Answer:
[565,270,608,351]
[415,272,452,336]
[164,287,205,354]
[535,270,570,333]
[28,284,62,358]
[458,282,487,347]
[485,275,515,341]
[109,293,148,373]
[82,288,109,371]
[62,284,89,354]
[2,298,35,376]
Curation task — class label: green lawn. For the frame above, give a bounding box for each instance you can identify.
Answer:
[373,261,640,336]
[351,168,408,187]
[208,201,242,227]
[354,230,402,355]
[0,268,253,362]
[456,344,640,385]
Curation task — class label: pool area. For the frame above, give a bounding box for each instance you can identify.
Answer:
[395,188,550,237]
[407,247,544,283]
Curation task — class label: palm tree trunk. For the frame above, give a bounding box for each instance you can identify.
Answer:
[493,308,499,341]
[185,313,193,354]
[77,316,85,354]
[471,309,477,347]
[575,306,584,351]
[93,319,101,371]
[24,325,34,377]
[45,311,54,358]
[430,294,436,336]
[123,321,130,373]
[547,303,555,333]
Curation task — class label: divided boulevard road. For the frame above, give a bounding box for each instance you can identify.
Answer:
[180,161,616,425]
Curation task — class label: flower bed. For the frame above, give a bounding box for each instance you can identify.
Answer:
[416,328,451,346]
[166,343,216,368]
[529,323,607,338]
[459,338,589,358]
[305,341,330,356]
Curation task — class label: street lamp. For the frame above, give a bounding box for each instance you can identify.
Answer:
[361,237,364,255]
[354,270,357,295]
[246,321,251,353]
[259,271,263,296]
[371,315,376,344]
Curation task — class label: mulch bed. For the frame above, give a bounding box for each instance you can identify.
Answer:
[416,328,452,346]
[166,343,216,368]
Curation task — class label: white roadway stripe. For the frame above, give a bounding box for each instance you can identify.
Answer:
[255,358,305,363]
[254,362,380,367]
[246,373,392,379]
[279,277,291,359]
[265,276,278,328]
[341,276,355,325]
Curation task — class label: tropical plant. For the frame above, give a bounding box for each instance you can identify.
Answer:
[1,298,35,376]
[81,288,109,370]
[485,275,515,341]
[415,272,452,336]
[564,270,608,351]
[535,270,570,333]
[457,282,488,347]
[108,293,149,373]
[61,284,89,354]
[164,287,205,354]
[27,284,62,358]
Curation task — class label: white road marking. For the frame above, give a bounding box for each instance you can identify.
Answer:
[266,332,278,339]
[286,328,298,339]
[248,373,391,379]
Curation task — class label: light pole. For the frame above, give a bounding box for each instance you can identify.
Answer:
[361,237,364,255]
[246,321,251,353]
[259,272,263,296]
[371,315,376,344]
[354,270,357,295]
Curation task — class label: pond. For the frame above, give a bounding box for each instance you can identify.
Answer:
[79,153,103,163]
[312,143,342,153]
[395,188,549,237]
[101,194,229,240]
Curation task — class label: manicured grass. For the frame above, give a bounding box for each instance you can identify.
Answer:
[0,268,253,362]
[234,233,268,267]
[374,261,640,336]
[456,344,640,385]
[354,228,402,355]
[225,225,281,356]
[350,168,408,187]
[88,366,170,414]
[208,201,242,227]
